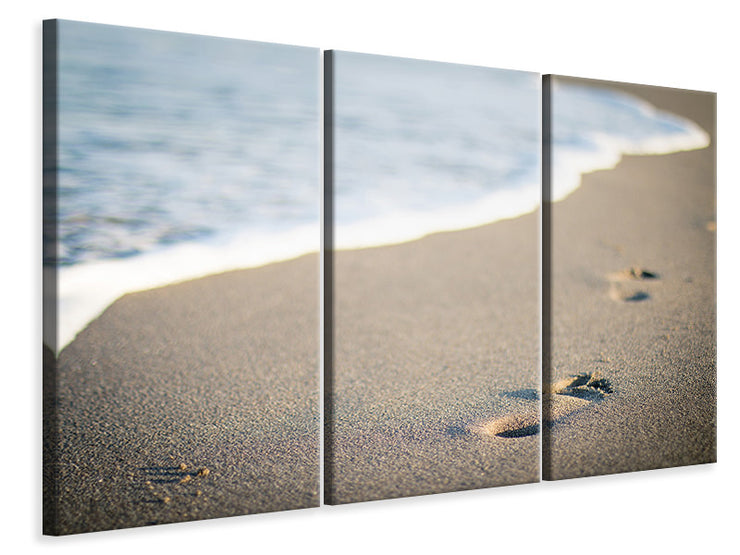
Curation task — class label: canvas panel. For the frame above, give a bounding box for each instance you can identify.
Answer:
[542,75,716,480]
[43,20,320,534]
[325,51,541,504]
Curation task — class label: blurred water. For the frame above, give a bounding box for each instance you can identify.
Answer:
[49,28,710,349]
[51,21,319,349]
[332,52,541,249]
[54,21,319,267]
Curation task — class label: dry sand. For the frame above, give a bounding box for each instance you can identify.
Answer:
[44,254,319,535]
[544,78,716,479]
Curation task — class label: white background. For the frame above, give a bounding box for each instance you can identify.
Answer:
[2,1,738,553]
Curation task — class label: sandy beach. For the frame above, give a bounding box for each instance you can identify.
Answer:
[44,254,319,534]
[43,78,716,532]
[544,78,716,479]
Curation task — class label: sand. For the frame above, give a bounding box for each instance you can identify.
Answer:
[544,78,716,479]
[44,254,319,535]
[326,190,540,504]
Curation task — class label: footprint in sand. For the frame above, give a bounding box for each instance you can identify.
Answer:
[607,266,659,302]
[468,372,613,439]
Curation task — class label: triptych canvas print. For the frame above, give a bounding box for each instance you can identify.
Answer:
[43,20,716,535]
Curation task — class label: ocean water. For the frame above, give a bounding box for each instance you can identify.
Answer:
[49,30,710,350]
[332,52,541,249]
[51,21,319,350]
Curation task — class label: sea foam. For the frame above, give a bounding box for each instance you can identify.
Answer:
[549,81,710,201]
[54,224,319,351]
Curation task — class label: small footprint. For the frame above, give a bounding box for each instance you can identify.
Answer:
[138,463,211,505]
[469,412,541,439]
[607,266,659,302]
[468,372,613,439]
[608,267,660,281]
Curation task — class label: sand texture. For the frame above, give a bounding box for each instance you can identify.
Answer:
[544,78,717,479]
[44,254,319,535]
[327,206,540,504]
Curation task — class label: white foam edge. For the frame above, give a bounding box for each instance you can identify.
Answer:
[51,223,319,353]
[334,181,540,250]
[551,87,711,202]
[551,126,709,202]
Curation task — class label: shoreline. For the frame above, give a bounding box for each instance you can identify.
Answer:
[54,81,707,352]
[54,223,321,352]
